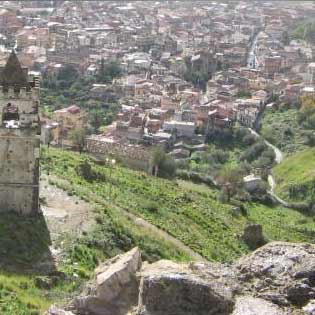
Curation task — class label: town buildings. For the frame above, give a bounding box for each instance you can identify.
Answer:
[1,1,314,170]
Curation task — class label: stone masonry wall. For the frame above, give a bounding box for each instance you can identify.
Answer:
[0,89,40,215]
[86,138,152,172]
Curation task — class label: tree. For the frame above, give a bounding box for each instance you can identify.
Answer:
[97,59,122,84]
[89,109,105,133]
[184,69,210,91]
[151,147,176,178]
[151,147,165,176]
[47,129,54,148]
[97,58,107,83]
[306,131,315,147]
[236,90,251,99]
[298,95,315,130]
[69,128,86,153]
[159,156,177,178]
[216,166,244,201]
[57,64,78,82]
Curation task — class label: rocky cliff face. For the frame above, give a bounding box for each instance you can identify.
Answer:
[47,242,315,315]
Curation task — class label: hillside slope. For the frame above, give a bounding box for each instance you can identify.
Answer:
[274,148,315,203]
[2,147,315,315]
[42,148,315,262]
[260,108,308,154]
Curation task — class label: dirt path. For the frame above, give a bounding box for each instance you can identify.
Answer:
[43,175,207,262]
[40,175,95,243]
[120,209,206,262]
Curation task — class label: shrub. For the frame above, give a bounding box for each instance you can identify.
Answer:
[76,159,106,182]
[241,141,269,163]
[208,149,229,164]
[234,127,250,142]
[243,134,256,146]
[160,155,177,178]
[143,200,159,213]
[306,131,315,147]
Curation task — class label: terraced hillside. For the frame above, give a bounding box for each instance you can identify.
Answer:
[42,148,315,262]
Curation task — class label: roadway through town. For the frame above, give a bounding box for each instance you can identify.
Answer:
[247,31,261,69]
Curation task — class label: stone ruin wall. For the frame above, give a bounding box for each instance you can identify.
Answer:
[87,138,152,172]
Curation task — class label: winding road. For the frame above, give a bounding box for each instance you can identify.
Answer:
[248,128,283,164]
[248,128,289,207]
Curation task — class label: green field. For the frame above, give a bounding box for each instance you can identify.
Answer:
[274,148,315,203]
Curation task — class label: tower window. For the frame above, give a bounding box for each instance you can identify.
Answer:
[3,103,20,128]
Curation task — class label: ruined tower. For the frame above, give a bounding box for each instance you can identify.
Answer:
[0,51,40,215]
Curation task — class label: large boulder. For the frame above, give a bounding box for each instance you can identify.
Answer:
[95,247,141,302]
[55,242,315,315]
[137,260,234,315]
[236,242,315,307]
[74,247,141,315]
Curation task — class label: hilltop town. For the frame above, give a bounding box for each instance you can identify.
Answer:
[2,1,315,315]
[0,1,313,173]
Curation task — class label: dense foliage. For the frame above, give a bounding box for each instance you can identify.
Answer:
[261,108,306,154]
[293,20,315,44]
[41,64,121,134]
[96,59,122,84]
[179,127,275,188]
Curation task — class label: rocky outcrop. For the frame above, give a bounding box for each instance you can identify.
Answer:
[137,260,234,315]
[304,300,315,315]
[236,242,315,307]
[66,242,315,315]
[74,247,141,315]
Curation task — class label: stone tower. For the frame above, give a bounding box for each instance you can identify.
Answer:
[0,51,40,215]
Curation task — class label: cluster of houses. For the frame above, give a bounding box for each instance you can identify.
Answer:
[1,1,315,171]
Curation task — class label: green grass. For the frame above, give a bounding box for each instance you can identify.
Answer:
[42,148,315,262]
[0,174,191,315]
[42,148,249,262]
[260,108,308,154]
[0,212,84,315]
[274,148,315,202]
[248,203,315,242]
[0,273,52,315]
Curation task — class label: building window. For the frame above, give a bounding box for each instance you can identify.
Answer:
[3,103,19,127]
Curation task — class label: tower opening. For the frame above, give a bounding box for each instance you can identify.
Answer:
[3,103,20,128]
